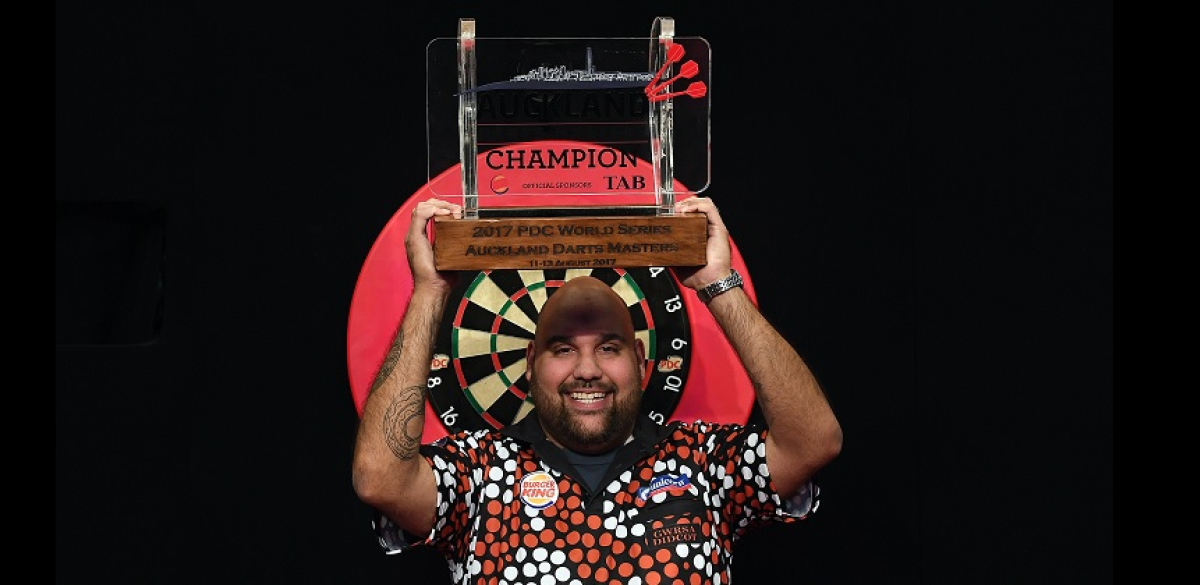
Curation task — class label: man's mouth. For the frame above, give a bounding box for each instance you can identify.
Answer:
[567,391,607,404]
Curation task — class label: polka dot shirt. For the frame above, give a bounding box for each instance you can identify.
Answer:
[373,414,820,584]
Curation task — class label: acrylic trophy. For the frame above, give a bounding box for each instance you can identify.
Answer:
[427,17,712,270]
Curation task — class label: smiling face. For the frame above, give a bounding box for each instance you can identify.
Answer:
[526,276,646,454]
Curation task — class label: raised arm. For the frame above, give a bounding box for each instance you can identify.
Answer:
[674,197,843,499]
[352,198,461,536]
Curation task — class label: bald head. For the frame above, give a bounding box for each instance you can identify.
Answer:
[534,276,634,349]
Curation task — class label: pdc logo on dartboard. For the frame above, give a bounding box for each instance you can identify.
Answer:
[657,355,684,373]
[518,471,560,509]
[430,354,450,371]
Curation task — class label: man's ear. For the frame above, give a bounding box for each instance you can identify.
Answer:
[636,338,646,366]
[525,341,535,380]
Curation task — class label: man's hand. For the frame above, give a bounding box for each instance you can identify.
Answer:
[407,198,462,293]
[673,196,733,291]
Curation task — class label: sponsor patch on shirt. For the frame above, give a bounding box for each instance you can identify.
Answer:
[636,473,692,503]
[518,471,559,509]
[645,522,701,547]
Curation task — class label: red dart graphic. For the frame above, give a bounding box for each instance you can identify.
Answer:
[646,60,700,96]
[647,81,707,102]
[646,44,687,95]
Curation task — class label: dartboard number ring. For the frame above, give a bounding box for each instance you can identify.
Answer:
[425,266,692,434]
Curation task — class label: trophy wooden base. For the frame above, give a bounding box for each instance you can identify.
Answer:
[432,213,708,270]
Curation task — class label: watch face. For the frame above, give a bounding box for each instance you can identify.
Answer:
[426,267,691,433]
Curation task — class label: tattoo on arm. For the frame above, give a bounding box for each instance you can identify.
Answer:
[369,331,404,396]
[383,385,424,460]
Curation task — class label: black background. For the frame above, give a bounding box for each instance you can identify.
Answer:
[56,2,1112,583]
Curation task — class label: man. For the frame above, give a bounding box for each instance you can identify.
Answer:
[353,196,842,583]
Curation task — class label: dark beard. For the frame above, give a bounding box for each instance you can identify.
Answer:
[530,380,642,453]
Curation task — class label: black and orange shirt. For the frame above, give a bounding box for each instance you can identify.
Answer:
[374,414,820,584]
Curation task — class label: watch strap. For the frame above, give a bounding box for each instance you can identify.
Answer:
[696,269,744,304]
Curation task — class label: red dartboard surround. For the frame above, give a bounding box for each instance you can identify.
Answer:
[346,146,758,442]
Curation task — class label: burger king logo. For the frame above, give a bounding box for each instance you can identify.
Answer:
[518,471,559,509]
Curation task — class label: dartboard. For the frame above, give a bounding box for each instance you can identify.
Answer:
[346,155,758,443]
[426,267,691,434]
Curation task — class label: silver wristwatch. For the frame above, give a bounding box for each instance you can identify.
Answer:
[696,269,744,304]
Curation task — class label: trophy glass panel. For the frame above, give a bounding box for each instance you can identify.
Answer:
[425,18,712,270]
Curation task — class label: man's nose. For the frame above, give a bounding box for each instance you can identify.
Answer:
[574,352,603,380]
